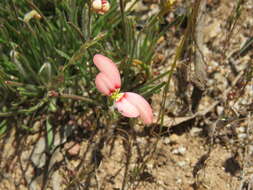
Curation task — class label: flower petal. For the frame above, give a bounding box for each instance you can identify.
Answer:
[93,54,121,89]
[123,92,153,124]
[92,0,102,10]
[95,73,111,95]
[115,95,140,117]
[98,73,117,94]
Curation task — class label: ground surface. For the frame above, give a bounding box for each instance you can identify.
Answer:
[0,0,253,190]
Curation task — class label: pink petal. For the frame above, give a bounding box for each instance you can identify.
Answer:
[123,92,153,124]
[95,73,111,95]
[98,73,117,95]
[93,54,121,89]
[115,95,140,117]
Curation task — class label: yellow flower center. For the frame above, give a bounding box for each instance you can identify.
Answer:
[110,89,123,101]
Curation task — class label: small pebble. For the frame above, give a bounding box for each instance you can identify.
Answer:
[163,137,171,145]
[176,178,182,184]
[177,161,187,167]
[216,106,224,115]
[236,127,245,133]
[146,163,154,169]
[169,134,179,143]
[172,146,186,155]
[238,133,247,139]
[136,137,146,144]
[190,127,203,137]
[65,141,80,156]
[248,145,253,155]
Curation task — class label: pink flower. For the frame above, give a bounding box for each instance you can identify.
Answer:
[92,0,110,15]
[93,54,153,124]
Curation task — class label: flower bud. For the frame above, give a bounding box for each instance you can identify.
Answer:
[23,10,41,23]
[92,0,110,15]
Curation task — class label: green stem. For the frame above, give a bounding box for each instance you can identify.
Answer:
[157,0,200,125]
[58,93,99,105]
[119,0,126,36]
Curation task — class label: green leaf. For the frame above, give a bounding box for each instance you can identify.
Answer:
[49,99,57,112]
[38,62,52,84]
[55,48,71,60]
[0,120,7,136]
[140,82,166,97]
[21,125,34,132]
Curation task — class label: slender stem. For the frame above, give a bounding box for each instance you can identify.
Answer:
[51,92,99,106]
[87,0,92,39]
[119,0,126,36]
[4,81,24,86]
[67,22,85,41]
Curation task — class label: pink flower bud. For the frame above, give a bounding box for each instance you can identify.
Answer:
[92,0,110,15]
[93,54,121,95]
